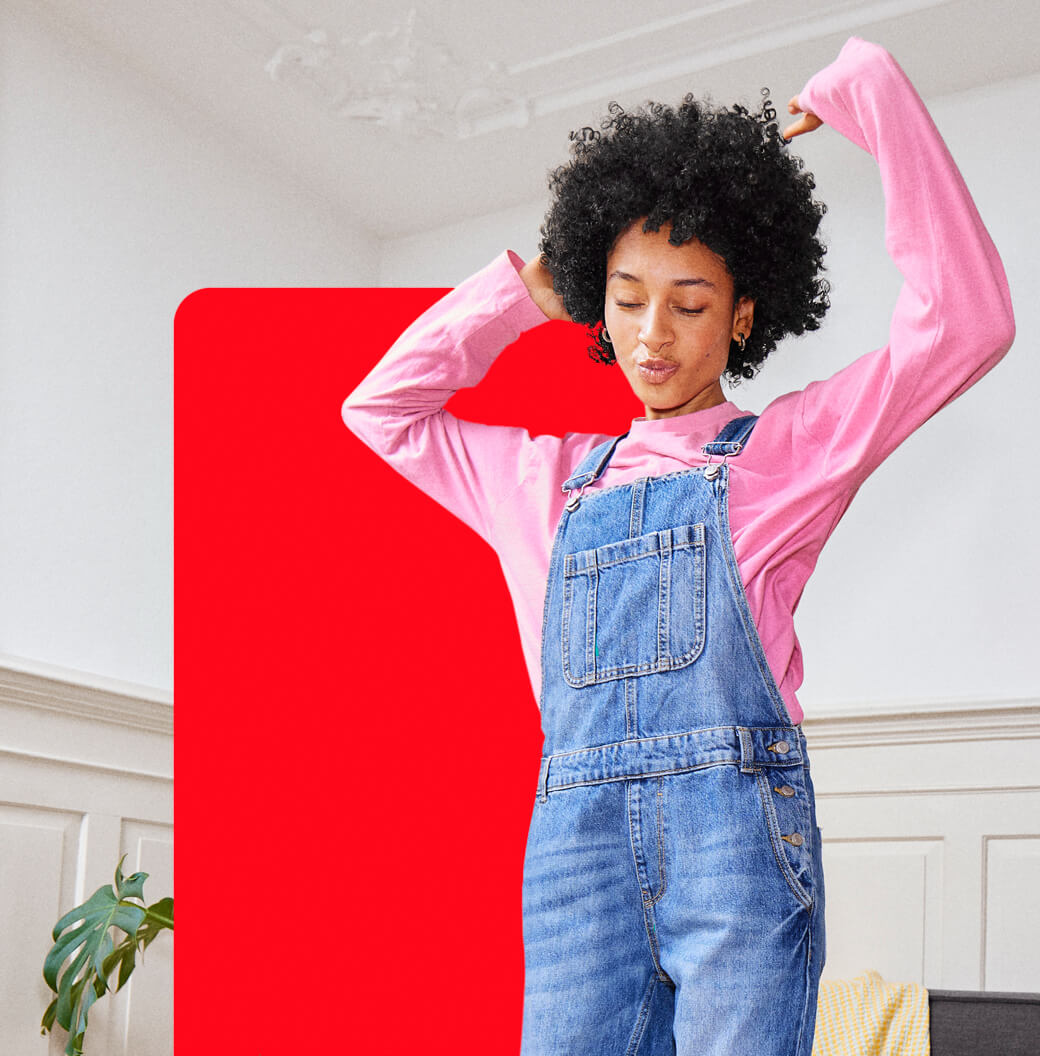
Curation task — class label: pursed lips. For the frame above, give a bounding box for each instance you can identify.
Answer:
[635,357,680,383]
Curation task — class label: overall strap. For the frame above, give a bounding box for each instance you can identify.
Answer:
[561,432,630,494]
[561,414,758,507]
[701,414,759,458]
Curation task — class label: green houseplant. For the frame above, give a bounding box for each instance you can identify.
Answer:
[41,857,174,1056]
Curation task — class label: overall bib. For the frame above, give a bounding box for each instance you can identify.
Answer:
[520,416,826,1056]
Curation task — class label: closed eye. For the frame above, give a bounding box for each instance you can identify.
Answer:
[613,302,705,315]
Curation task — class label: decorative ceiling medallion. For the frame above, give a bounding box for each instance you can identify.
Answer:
[265,8,527,139]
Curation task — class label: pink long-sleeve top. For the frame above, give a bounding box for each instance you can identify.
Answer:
[342,38,1014,725]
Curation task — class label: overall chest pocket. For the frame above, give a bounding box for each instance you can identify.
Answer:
[561,523,706,688]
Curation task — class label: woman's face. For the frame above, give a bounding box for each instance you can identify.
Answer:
[603,220,754,419]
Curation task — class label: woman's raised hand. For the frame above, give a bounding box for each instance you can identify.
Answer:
[519,253,574,322]
[783,97,824,140]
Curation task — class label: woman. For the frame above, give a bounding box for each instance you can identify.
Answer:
[343,37,1013,1056]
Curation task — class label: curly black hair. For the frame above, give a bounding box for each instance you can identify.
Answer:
[539,90,830,381]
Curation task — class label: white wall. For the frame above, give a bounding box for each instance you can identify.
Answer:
[0,6,1035,1039]
[8,0,1032,712]
[0,1,377,693]
[381,199,547,286]
[377,78,1040,996]
[378,72,1040,717]
[771,74,1038,714]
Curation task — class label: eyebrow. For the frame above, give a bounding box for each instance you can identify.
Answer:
[607,269,717,290]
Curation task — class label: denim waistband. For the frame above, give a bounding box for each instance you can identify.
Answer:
[537,725,804,800]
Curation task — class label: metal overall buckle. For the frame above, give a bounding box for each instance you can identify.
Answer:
[702,440,743,481]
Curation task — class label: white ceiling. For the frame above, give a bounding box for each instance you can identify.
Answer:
[38,0,1040,239]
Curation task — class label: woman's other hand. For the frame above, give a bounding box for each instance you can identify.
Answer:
[519,254,574,322]
[783,97,824,140]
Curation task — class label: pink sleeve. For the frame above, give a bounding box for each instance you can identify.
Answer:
[341,250,575,543]
[791,37,1015,484]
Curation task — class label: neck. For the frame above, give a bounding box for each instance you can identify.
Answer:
[642,380,726,420]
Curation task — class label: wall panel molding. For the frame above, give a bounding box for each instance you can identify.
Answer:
[802,695,1040,749]
[0,660,173,1055]
[802,696,1040,991]
[0,658,172,734]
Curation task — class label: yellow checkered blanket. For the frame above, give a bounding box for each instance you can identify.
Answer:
[813,970,930,1055]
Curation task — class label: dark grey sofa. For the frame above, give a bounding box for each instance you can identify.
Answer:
[929,991,1040,1056]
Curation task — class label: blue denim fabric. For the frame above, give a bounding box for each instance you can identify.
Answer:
[521,417,826,1055]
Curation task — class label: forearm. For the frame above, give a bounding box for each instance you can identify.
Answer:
[341,250,550,541]
[342,250,546,451]
[795,38,1015,476]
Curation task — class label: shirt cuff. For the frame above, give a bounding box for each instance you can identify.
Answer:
[498,249,556,332]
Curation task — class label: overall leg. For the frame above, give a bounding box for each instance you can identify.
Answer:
[521,780,676,1056]
[652,765,825,1056]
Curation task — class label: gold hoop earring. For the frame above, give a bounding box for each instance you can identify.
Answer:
[735,333,747,353]
[601,326,613,345]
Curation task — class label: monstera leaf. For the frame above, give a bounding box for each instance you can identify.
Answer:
[41,857,174,1056]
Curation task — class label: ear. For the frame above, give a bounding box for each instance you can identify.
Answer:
[732,296,755,340]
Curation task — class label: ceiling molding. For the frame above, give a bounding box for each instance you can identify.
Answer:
[24,0,1040,239]
[488,0,956,133]
[257,0,957,139]
[507,0,756,74]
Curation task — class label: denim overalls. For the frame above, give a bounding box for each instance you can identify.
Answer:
[520,416,826,1056]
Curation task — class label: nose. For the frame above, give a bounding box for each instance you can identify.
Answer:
[637,303,673,352]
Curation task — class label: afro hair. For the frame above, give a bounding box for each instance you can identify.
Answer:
[538,90,830,382]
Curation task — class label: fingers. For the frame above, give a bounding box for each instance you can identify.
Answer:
[782,114,808,140]
[782,103,824,140]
